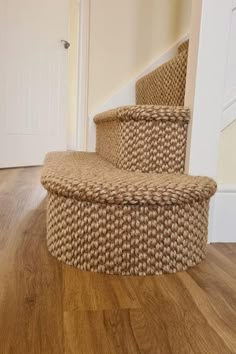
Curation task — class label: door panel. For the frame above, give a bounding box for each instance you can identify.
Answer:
[0,0,69,167]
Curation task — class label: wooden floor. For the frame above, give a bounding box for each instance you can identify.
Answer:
[0,167,236,354]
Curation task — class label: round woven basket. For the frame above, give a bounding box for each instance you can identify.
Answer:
[42,152,216,276]
[41,41,216,276]
[47,192,210,276]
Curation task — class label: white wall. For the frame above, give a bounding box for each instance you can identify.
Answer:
[185,0,232,179]
[224,6,236,100]
[218,4,236,184]
[88,0,192,114]
[185,0,235,243]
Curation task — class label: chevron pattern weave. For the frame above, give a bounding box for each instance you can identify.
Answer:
[41,40,217,276]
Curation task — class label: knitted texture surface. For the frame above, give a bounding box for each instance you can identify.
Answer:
[41,152,216,206]
[178,40,189,54]
[41,39,217,276]
[95,105,190,173]
[136,46,188,106]
[41,152,216,276]
[47,193,209,276]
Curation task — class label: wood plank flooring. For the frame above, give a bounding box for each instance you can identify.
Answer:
[0,167,235,354]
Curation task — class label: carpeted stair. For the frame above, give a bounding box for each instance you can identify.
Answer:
[41,40,217,276]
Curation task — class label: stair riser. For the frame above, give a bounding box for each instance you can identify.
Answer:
[96,119,189,173]
[96,120,120,167]
[136,49,188,107]
[47,193,209,276]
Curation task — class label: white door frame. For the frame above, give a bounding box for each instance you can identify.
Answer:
[185,0,233,242]
[76,0,90,151]
[0,0,69,168]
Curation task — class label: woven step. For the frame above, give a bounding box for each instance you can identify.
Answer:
[41,151,216,276]
[95,105,190,174]
[178,40,189,54]
[95,40,189,174]
[136,40,189,106]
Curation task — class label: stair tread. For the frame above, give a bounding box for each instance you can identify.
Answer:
[41,152,216,206]
[94,105,190,124]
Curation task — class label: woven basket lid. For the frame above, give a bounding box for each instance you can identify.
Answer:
[41,152,217,206]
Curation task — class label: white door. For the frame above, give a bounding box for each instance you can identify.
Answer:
[0,0,69,168]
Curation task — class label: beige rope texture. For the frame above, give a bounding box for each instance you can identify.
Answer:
[95,105,190,173]
[41,40,217,276]
[41,152,216,275]
[41,152,216,206]
[46,192,209,276]
[136,42,189,106]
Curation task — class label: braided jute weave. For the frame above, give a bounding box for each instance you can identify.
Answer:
[95,105,190,174]
[136,44,188,107]
[41,39,217,275]
[41,152,217,276]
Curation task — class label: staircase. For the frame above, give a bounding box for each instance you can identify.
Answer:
[41,41,217,276]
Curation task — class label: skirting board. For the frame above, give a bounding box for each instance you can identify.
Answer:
[211,185,236,243]
[87,33,189,152]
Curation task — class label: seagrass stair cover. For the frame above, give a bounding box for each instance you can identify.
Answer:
[41,41,217,275]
